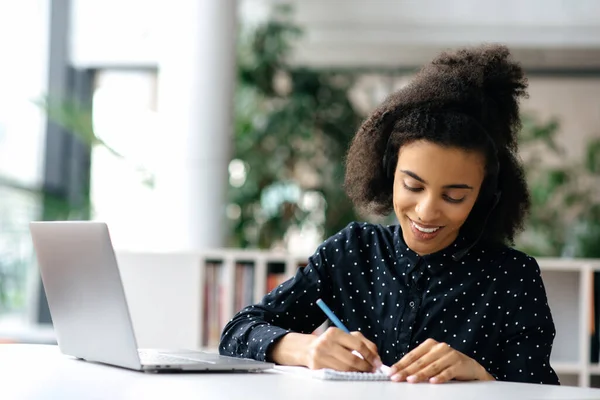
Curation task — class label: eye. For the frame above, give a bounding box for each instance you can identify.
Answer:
[443,194,465,204]
[402,183,423,192]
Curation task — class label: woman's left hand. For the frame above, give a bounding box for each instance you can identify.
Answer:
[389,338,495,384]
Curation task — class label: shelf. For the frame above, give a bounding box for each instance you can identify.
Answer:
[588,364,600,374]
[552,361,584,374]
[539,258,600,272]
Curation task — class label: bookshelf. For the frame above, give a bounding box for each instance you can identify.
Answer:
[115,250,600,387]
[537,258,600,388]
[115,249,310,352]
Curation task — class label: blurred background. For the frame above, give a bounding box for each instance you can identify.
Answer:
[0,0,599,385]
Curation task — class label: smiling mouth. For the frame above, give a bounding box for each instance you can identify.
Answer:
[409,219,443,233]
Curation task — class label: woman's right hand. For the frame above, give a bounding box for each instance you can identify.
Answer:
[270,327,382,372]
[305,327,383,372]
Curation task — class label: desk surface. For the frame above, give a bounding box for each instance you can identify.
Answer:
[2,344,600,400]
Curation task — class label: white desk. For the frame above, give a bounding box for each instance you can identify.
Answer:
[2,345,600,400]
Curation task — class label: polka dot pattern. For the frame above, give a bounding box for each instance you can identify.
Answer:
[219,222,560,385]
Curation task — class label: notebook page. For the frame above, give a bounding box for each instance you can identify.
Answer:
[274,366,391,381]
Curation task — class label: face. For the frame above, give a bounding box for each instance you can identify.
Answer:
[393,140,485,255]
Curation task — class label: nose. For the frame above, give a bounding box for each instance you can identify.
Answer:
[415,193,441,222]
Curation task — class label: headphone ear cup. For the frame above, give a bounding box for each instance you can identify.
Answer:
[382,149,390,179]
[491,190,501,209]
[383,151,397,180]
[478,174,499,207]
[378,111,397,180]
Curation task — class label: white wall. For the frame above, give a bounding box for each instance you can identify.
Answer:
[272,0,600,68]
[69,0,161,67]
[70,0,600,69]
[524,77,600,160]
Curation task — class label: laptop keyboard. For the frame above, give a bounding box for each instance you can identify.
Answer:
[138,351,206,365]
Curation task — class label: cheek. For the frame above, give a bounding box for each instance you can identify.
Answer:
[392,187,414,212]
[445,201,477,226]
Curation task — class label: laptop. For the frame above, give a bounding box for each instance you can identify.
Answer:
[29,221,274,372]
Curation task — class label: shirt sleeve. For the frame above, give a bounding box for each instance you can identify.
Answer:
[493,254,560,385]
[219,245,333,362]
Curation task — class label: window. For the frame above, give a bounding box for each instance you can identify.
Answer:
[90,70,160,251]
[0,0,49,328]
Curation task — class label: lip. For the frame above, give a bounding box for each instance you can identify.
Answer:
[408,218,443,230]
[408,218,444,241]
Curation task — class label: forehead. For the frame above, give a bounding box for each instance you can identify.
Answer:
[397,140,485,183]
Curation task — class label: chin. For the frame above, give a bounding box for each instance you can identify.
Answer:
[406,240,436,256]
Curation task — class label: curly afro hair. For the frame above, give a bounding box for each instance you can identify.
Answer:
[344,44,530,245]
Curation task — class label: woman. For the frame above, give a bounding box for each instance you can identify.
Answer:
[219,44,560,385]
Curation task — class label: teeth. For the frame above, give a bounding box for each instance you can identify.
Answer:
[412,221,440,233]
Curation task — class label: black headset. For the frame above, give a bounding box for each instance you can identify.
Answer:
[451,130,501,261]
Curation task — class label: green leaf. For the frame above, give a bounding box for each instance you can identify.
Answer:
[546,169,569,190]
[34,95,155,188]
[585,138,600,174]
[229,9,362,248]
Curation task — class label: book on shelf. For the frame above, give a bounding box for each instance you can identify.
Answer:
[267,273,288,292]
[203,260,255,348]
[202,261,222,348]
[202,256,328,348]
[234,261,255,313]
[592,272,599,363]
[267,262,288,293]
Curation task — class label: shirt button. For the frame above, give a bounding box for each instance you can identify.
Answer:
[409,301,415,307]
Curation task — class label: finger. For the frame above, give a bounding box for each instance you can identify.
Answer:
[390,339,440,375]
[316,354,366,372]
[321,328,380,371]
[429,365,454,384]
[402,342,453,380]
[391,342,452,382]
[404,351,457,383]
[331,330,380,368]
[349,331,382,367]
[350,332,379,357]
[310,335,370,372]
[330,343,375,372]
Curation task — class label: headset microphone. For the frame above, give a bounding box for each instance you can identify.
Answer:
[451,191,501,262]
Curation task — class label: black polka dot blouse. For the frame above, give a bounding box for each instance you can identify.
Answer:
[219,222,560,385]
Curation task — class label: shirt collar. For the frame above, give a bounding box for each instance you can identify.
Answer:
[393,225,470,276]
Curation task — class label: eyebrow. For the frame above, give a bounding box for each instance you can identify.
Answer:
[400,169,474,190]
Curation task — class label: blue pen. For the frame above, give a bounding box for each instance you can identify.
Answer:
[316,298,350,333]
[315,298,390,374]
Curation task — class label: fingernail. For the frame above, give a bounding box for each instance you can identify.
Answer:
[391,374,401,382]
[407,375,417,383]
[430,377,439,383]
[380,365,392,376]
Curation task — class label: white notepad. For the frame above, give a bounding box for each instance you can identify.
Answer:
[274,365,391,381]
